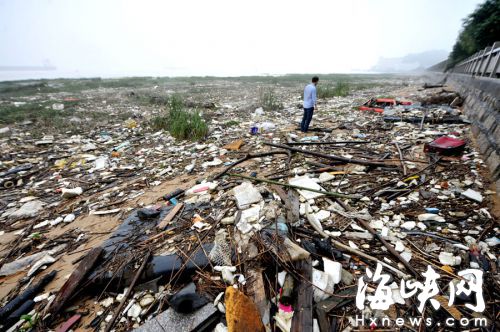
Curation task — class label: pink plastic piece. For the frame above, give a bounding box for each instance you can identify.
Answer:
[193,186,210,193]
[278,302,293,313]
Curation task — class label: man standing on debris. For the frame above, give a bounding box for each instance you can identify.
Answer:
[301,76,319,132]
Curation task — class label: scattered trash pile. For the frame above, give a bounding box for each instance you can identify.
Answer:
[0,81,498,332]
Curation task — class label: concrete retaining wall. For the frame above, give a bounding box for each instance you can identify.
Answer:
[445,74,500,192]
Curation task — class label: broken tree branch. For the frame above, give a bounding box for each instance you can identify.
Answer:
[330,237,408,278]
[419,109,427,131]
[303,207,408,278]
[355,217,419,277]
[48,247,103,320]
[229,173,361,199]
[263,142,396,167]
[267,165,340,180]
[333,198,419,277]
[286,140,370,146]
[103,251,151,332]
[212,151,290,180]
[394,142,407,176]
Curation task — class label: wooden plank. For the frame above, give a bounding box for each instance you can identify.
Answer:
[55,314,81,332]
[270,185,299,225]
[292,257,312,332]
[270,184,288,202]
[48,247,103,318]
[316,305,329,332]
[157,203,183,230]
[315,287,356,332]
[287,190,300,224]
[247,269,270,328]
[330,318,338,332]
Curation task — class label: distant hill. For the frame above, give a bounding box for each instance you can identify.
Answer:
[371,50,448,73]
[427,59,448,72]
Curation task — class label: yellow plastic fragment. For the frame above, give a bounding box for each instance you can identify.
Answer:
[441,265,454,274]
[54,159,67,169]
[124,119,137,129]
[403,175,419,182]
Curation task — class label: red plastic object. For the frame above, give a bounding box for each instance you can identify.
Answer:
[424,136,466,155]
[358,98,411,113]
[359,105,384,113]
[55,314,81,332]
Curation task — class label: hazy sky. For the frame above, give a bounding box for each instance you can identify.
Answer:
[0,0,483,80]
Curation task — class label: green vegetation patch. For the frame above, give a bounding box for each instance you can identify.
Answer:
[0,102,69,125]
[224,120,240,127]
[259,88,282,111]
[316,81,350,99]
[150,94,208,141]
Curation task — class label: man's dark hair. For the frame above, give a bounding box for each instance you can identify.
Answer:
[312,76,319,83]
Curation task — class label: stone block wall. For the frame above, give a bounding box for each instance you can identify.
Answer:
[446,74,500,192]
